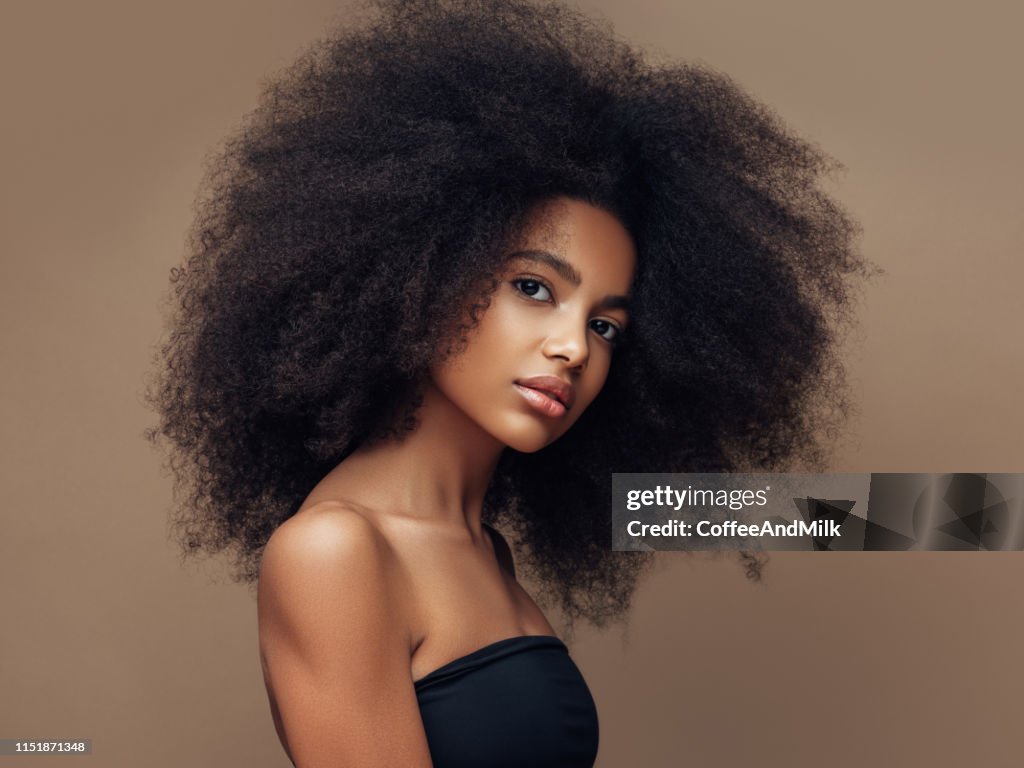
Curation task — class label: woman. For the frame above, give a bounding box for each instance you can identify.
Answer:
[147,0,868,765]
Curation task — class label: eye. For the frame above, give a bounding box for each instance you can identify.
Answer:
[590,319,622,344]
[512,278,553,302]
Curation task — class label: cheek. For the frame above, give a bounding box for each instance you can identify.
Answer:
[433,343,492,397]
[476,294,538,348]
[457,294,530,361]
[429,308,517,399]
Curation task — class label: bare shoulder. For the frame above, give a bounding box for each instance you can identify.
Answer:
[257,502,431,766]
[483,523,516,579]
[258,502,407,638]
[261,502,391,582]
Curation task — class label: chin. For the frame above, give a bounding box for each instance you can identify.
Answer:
[503,438,551,454]
[494,420,567,454]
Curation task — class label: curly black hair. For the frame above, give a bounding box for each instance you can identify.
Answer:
[147,0,869,630]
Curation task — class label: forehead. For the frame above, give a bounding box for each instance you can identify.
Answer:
[514,198,636,291]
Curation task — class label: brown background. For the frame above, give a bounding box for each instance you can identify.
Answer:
[2,1,1022,766]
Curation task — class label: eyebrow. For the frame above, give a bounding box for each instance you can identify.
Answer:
[506,249,632,311]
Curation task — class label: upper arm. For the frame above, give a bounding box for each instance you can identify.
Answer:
[484,524,516,579]
[257,508,433,768]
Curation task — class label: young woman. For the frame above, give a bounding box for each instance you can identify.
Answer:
[148,0,868,765]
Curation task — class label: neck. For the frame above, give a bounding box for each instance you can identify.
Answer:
[318,382,506,540]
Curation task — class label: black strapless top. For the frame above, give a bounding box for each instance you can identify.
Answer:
[414,635,600,767]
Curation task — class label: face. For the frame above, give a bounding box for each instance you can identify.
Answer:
[429,197,636,453]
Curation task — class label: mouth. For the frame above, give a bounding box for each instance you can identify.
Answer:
[513,376,575,418]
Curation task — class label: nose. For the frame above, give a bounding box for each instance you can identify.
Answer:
[542,315,589,372]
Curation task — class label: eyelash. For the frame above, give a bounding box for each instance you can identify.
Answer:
[510,277,624,344]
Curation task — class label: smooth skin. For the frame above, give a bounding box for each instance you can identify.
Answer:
[257,197,636,767]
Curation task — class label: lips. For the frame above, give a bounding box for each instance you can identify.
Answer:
[514,375,576,412]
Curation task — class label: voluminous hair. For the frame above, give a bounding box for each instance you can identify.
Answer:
[148,0,869,630]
